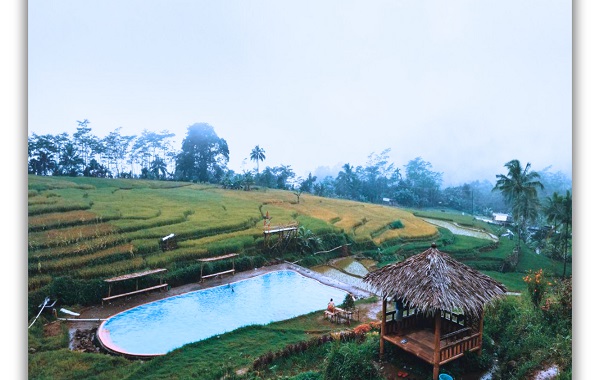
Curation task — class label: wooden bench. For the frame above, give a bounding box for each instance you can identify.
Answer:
[198,254,238,282]
[102,283,169,303]
[441,327,471,341]
[324,310,337,322]
[335,307,354,325]
[200,268,235,281]
[324,308,355,324]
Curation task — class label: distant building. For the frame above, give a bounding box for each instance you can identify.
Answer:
[382,197,396,206]
[492,213,512,225]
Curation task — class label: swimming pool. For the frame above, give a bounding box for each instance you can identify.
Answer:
[98,270,348,356]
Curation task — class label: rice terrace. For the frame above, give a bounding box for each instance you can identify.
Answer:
[28,175,571,380]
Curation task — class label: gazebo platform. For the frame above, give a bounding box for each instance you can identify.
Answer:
[383,323,481,365]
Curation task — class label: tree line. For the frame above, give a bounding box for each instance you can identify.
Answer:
[28,120,571,270]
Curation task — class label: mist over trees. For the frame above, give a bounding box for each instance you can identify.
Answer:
[28,121,572,219]
[175,123,229,183]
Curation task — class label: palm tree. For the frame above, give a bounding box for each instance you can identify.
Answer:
[493,159,544,249]
[150,156,168,180]
[58,142,84,177]
[544,190,572,278]
[250,145,266,174]
[296,226,323,254]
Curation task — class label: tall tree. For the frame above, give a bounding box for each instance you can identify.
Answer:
[28,133,60,175]
[493,159,544,249]
[359,149,396,203]
[102,127,135,178]
[544,190,572,278]
[250,145,266,174]
[175,123,229,183]
[256,166,277,188]
[299,172,317,194]
[401,157,443,208]
[150,156,168,180]
[335,163,359,200]
[272,165,295,190]
[83,158,110,178]
[73,119,98,171]
[57,142,84,177]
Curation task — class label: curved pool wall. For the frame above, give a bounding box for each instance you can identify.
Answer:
[98,270,349,357]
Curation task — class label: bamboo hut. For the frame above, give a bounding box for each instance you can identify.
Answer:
[363,242,506,379]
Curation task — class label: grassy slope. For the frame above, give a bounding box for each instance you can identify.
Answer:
[28,175,437,289]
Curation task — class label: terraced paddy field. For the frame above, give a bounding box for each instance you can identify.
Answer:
[28,175,438,309]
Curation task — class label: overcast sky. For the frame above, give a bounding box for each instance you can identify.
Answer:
[28,0,572,187]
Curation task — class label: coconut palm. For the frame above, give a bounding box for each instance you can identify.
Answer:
[493,159,544,249]
[544,190,572,277]
[250,145,266,174]
[150,156,168,180]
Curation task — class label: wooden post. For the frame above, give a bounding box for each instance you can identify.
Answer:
[380,294,387,360]
[478,310,485,355]
[433,309,441,380]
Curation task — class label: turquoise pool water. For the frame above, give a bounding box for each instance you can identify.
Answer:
[98,270,348,356]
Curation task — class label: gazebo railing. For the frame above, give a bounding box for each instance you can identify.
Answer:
[439,332,482,364]
[384,309,476,337]
[384,311,418,334]
[441,310,465,326]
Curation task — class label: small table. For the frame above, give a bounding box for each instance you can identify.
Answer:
[334,307,353,325]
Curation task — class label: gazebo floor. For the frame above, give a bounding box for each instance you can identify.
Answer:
[383,328,482,366]
[383,328,437,364]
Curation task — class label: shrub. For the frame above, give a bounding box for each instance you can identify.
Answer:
[523,269,549,307]
[323,335,382,380]
[339,293,355,310]
[389,220,404,229]
[28,276,106,317]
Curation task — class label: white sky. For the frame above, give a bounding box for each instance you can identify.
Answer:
[27,1,572,186]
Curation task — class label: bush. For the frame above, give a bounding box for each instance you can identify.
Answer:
[484,294,571,379]
[28,276,106,317]
[389,220,404,229]
[323,336,382,380]
[339,293,355,310]
[523,269,549,307]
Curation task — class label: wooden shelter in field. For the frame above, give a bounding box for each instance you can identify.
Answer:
[158,233,177,251]
[363,243,506,379]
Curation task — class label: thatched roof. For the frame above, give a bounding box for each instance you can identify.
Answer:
[363,243,507,316]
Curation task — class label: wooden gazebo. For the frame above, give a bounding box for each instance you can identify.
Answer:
[363,242,506,379]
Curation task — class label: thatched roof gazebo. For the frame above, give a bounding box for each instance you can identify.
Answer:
[363,242,507,379]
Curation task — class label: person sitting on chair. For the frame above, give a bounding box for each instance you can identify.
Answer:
[327,298,335,313]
